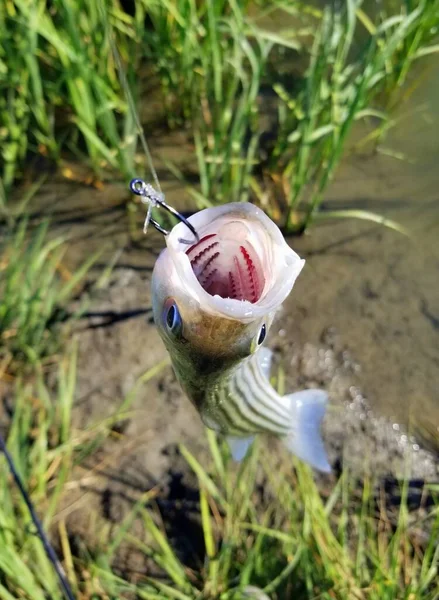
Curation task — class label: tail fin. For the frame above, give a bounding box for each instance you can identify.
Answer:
[283,389,331,473]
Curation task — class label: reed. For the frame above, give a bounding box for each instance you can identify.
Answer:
[145,0,253,128]
[360,0,439,147]
[189,9,273,207]
[0,0,58,191]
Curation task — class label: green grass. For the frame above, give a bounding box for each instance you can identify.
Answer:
[1,0,148,193]
[0,0,58,191]
[143,0,439,229]
[1,360,438,599]
[1,0,437,231]
[0,347,170,599]
[145,0,304,208]
[0,218,99,371]
[185,4,274,207]
[0,349,78,600]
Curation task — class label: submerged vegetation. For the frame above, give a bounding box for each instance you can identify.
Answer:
[1,0,439,598]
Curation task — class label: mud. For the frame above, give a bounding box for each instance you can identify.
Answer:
[71,235,439,497]
[55,217,439,551]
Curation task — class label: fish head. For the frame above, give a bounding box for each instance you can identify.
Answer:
[151,203,305,362]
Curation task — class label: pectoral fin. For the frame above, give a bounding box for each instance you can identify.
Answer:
[226,435,255,461]
[256,347,273,380]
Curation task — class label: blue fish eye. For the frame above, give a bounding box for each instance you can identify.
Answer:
[165,302,182,336]
[257,323,266,345]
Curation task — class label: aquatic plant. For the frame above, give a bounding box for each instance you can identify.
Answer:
[147,0,307,209]
[147,0,438,230]
[146,0,270,206]
[358,0,439,148]
[0,0,58,191]
[189,17,272,207]
[145,0,252,128]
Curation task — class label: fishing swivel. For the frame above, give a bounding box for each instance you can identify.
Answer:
[130,178,199,245]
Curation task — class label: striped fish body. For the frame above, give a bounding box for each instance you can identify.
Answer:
[201,350,291,438]
[167,345,330,471]
[151,202,331,471]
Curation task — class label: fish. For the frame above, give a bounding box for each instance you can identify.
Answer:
[151,202,330,472]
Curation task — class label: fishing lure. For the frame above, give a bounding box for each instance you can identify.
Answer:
[138,184,330,472]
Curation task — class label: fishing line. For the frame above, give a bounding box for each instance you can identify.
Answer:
[0,433,76,600]
[103,4,199,243]
[105,21,161,195]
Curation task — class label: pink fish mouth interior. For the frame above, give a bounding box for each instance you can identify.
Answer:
[186,223,265,303]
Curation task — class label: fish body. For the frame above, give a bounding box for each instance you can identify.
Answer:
[151,202,330,472]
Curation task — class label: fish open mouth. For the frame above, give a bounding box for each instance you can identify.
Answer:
[186,221,265,303]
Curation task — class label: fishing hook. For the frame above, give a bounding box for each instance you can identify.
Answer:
[130,178,199,245]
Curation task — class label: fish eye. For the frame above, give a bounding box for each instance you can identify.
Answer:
[164,302,183,336]
[257,323,266,345]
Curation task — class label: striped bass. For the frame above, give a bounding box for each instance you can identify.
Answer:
[151,202,330,471]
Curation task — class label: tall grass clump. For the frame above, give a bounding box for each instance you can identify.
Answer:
[361,0,439,146]
[147,0,270,206]
[148,0,304,207]
[260,0,439,233]
[146,0,252,127]
[190,13,273,207]
[0,0,58,192]
[370,0,439,104]
[0,0,149,194]
[0,219,98,370]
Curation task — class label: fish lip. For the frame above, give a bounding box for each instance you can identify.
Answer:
[166,202,305,322]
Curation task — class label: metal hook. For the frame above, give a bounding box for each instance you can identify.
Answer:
[130,178,199,245]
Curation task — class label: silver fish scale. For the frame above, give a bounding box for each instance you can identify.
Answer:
[203,353,292,437]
